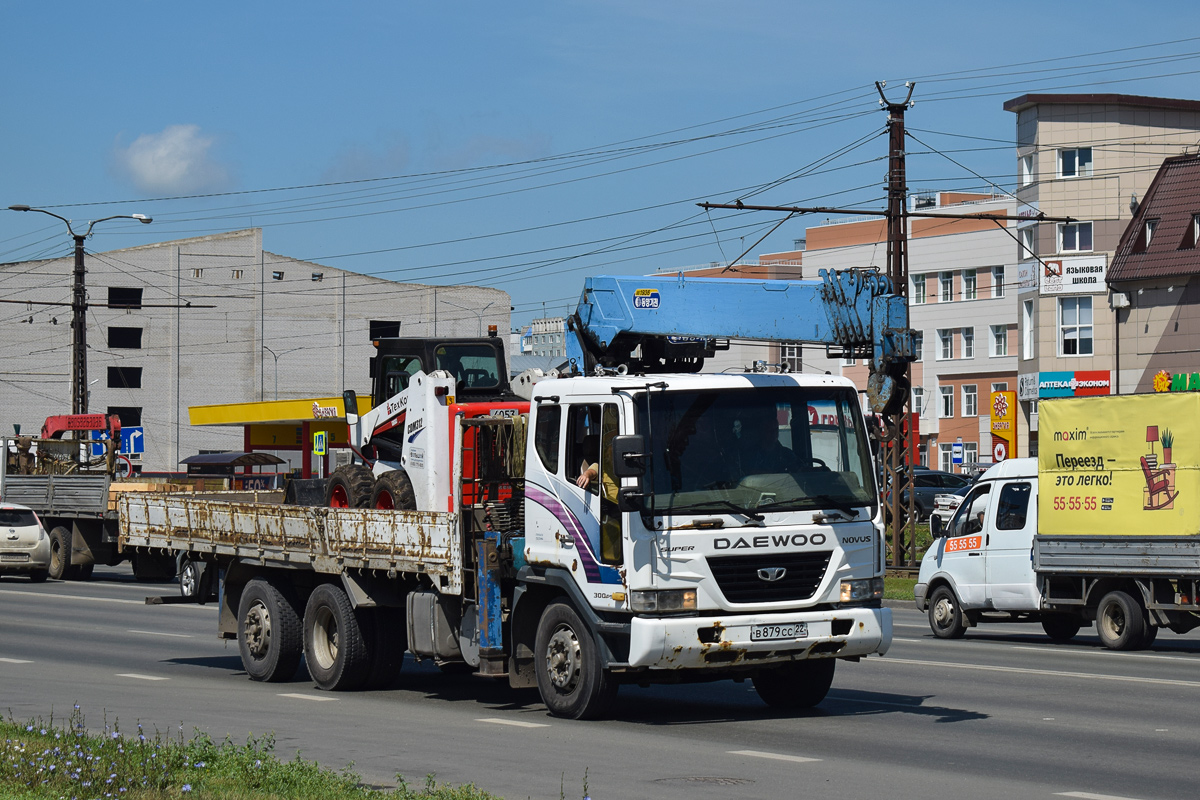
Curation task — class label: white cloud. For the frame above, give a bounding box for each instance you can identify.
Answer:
[113,124,231,193]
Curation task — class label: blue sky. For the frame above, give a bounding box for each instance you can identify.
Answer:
[5,2,1200,327]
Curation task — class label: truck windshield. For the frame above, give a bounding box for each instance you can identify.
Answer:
[635,386,876,515]
[434,344,501,390]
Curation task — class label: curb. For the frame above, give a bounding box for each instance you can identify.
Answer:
[883,598,917,610]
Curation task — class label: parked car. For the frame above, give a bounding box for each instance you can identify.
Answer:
[0,503,50,581]
[886,469,972,522]
[928,485,972,536]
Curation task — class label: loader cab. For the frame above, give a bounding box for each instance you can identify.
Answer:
[370,337,515,406]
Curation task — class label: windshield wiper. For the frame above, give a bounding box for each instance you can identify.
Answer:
[662,499,765,522]
[756,494,863,517]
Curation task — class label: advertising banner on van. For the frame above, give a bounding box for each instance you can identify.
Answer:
[1038,394,1200,536]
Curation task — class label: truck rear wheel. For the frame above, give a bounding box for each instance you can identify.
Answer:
[237,578,303,682]
[370,470,415,510]
[1096,590,1146,651]
[362,607,406,690]
[534,601,616,720]
[753,658,836,709]
[304,583,370,691]
[928,585,967,639]
[48,527,72,580]
[325,465,374,508]
[1041,615,1082,643]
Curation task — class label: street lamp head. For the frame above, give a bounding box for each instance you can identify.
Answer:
[8,205,31,212]
[131,214,152,224]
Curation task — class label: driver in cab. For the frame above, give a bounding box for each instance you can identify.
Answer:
[735,408,800,475]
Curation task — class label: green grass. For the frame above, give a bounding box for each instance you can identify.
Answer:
[884,576,917,601]
[1,707,501,800]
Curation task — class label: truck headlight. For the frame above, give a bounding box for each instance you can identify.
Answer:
[630,589,697,613]
[840,578,884,603]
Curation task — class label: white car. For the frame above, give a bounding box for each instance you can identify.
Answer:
[0,503,50,581]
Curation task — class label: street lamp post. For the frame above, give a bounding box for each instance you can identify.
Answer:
[262,345,304,401]
[442,299,496,336]
[8,205,151,414]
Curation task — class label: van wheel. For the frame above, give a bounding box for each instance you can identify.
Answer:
[1041,615,1082,643]
[928,586,966,639]
[371,470,415,510]
[237,578,303,682]
[48,527,72,580]
[1096,590,1146,651]
[753,658,836,709]
[535,601,616,719]
[326,465,374,508]
[304,583,370,691]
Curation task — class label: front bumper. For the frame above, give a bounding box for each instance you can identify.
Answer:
[627,606,891,670]
[0,538,51,572]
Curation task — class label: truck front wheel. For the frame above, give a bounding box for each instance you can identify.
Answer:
[303,583,370,691]
[753,658,836,709]
[237,578,303,682]
[48,527,72,580]
[928,586,967,639]
[1096,590,1146,651]
[534,601,616,720]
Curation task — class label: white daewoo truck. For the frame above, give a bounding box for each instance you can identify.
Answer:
[915,393,1200,651]
[120,272,913,718]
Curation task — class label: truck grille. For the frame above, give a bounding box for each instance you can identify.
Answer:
[707,551,832,604]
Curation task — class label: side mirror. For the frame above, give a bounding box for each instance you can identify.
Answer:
[611,434,646,478]
[617,486,644,513]
[343,390,359,427]
[929,515,944,538]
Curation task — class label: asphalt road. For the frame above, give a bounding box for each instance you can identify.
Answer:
[3,566,1199,800]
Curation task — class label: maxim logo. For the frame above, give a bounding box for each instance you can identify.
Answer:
[757,567,787,582]
[1054,429,1087,441]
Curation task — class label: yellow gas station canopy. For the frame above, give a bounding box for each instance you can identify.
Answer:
[189,396,372,427]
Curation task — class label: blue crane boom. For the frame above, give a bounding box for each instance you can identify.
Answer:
[564,269,914,417]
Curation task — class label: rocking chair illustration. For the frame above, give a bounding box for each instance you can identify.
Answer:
[1141,455,1177,510]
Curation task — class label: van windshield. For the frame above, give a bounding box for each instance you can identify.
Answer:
[635,386,876,515]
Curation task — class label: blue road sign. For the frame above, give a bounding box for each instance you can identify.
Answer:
[120,427,145,455]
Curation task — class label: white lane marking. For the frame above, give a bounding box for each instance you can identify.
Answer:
[0,657,33,664]
[0,588,208,609]
[1008,644,1194,663]
[128,630,192,638]
[881,657,1200,688]
[727,750,820,764]
[1056,792,1147,800]
[278,693,336,702]
[475,717,550,728]
[116,673,169,681]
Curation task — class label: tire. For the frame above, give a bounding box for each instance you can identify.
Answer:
[48,527,72,581]
[1041,615,1082,643]
[928,585,967,639]
[534,601,616,720]
[179,559,201,599]
[28,569,49,583]
[361,607,406,690]
[370,470,416,510]
[1140,624,1159,649]
[325,464,375,508]
[237,577,304,682]
[753,658,837,709]
[303,583,371,691]
[75,562,94,580]
[1095,590,1146,651]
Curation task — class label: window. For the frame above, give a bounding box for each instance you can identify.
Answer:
[1020,153,1035,186]
[939,272,953,302]
[1058,147,1093,178]
[190,268,203,279]
[919,443,928,468]
[912,386,924,415]
[912,275,926,304]
[781,344,803,372]
[534,405,561,473]
[1020,227,1036,260]
[992,382,1009,393]
[1022,300,1034,359]
[939,443,953,472]
[992,265,1005,298]
[842,355,856,367]
[963,385,978,417]
[107,367,142,389]
[567,405,604,492]
[232,269,244,279]
[107,287,142,309]
[950,484,991,538]
[1145,219,1159,247]
[107,327,142,349]
[1059,296,1093,356]
[369,320,401,339]
[964,442,978,466]
[996,482,1032,530]
[938,329,952,360]
[940,386,954,418]
[1194,214,1200,248]
[963,269,977,300]
[106,406,142,428]
[1059,222,1093,252]
[991,324,1008,357]
[912,331,923,362]
[962,327,974,358]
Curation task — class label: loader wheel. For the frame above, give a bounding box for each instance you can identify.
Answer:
[48,527,72,581]
[753,658,836,709]
[304,583,370,691]
[371,470,416,511]
[535,601,616,720]
[237,577,303,682]
[325,464,375,508]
